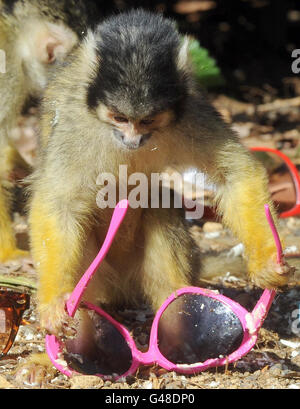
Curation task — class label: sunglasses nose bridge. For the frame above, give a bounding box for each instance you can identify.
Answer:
[136,349,156,366]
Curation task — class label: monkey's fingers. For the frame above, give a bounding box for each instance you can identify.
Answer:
[275,262,296,276]
[14,353,57,388]
[39,293,77,338]
[250,254,296,289]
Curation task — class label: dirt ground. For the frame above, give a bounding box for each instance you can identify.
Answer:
[0,89,300,389]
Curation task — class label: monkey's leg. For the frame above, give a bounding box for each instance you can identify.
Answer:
[0,144,29,262]
[141,206,199,311]
[14,352,58,387]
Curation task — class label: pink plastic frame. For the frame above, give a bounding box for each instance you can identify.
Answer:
[46,202,280,379]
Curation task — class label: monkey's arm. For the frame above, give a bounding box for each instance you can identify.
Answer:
[174,114,290,288]
[29,185,90,334]
[212,139,289,288]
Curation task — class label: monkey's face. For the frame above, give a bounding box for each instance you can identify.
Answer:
[86,11,190,150]
[97,104,174,150]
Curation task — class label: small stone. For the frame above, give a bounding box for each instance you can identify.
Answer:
[203,222,223,233]
[269,364,282,376]
[70,375,104,389]
[143,381,153,389]
[288,384,300,389]
[209,381,220,388]
[165,381,183,389]
[0,375,15,389]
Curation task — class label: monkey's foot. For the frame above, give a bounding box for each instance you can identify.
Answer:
[14,353,57,388]
[249,253,295,289]
[0,248,30,263]
[39,294,77,338]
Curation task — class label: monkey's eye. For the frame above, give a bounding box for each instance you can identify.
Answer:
[114,116,128,123]
[140,119,154,126]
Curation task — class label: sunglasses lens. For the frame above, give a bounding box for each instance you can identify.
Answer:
[252,151,297,213]
[63,309,132,376]
[157,294,244,364]
[0,308,13,354]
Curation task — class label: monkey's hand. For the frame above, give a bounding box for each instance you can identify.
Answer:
[39,294,78,338]
[249,252,295,289]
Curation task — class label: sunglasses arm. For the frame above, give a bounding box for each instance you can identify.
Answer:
[251,289,276,330]
[66,200,129,317]
[250,204,282,330]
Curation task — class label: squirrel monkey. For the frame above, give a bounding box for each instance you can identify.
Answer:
[0,0,103,262]
[21,9,292,383]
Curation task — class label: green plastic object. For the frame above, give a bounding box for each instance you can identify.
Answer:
[188,38,224,88]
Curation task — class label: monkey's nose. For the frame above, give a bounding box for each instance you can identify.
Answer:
[113,129,151,149]
[140,133,152,146]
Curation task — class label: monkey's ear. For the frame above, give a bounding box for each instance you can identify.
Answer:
[36,22,78,64]
[177,36,191,70]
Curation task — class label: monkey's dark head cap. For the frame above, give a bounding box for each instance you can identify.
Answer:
[87,9,189,118]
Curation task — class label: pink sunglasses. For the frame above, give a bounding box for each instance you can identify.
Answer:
[46,201,281,379]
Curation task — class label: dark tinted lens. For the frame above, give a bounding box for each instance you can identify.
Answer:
[158,294,244,364]
[0,308,13,353]
[252,151,296,213]
[64,309,132,376]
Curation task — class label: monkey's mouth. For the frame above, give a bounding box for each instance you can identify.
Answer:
[121,142,143,150]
